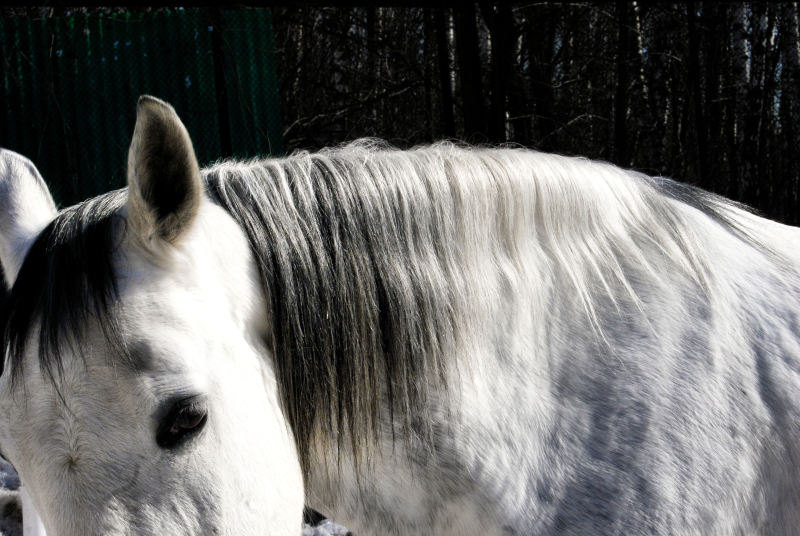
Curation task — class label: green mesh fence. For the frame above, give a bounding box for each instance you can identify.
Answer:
[0,8,283,207]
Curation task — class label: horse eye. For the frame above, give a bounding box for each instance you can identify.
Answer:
[156,397,208,450]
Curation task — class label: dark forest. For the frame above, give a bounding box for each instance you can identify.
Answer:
[274,3,800,226]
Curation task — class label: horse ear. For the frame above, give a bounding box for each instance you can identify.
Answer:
[0,149,57,286]
[126,95,202,246]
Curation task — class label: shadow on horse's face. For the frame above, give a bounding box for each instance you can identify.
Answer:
[0,97,304,535]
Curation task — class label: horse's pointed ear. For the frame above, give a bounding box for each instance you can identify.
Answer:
[0,149,57,286]
[126,95,202,246]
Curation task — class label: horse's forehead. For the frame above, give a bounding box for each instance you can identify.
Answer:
[1,199,259,387]
[117,200,255,284]
[119,200,265,327]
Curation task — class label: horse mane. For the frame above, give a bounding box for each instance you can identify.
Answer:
[205,141,473,472]
[1,190,129,382]
[2,140,763,474]
[203,140,762,471]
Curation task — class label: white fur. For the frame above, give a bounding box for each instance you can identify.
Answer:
[1,136,799,535]
[0,149,57,285]
[21,487,46,536]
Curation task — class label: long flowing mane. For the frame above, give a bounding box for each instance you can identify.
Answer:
[2,140,765,473]
[203,140,761,470]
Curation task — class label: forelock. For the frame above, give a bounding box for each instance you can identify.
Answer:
[1,190,130,383]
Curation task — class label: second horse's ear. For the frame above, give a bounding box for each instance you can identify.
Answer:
[0,149,57,286]
[125,95,203,246]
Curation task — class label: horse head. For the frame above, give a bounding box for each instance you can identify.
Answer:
[0,96,304,534]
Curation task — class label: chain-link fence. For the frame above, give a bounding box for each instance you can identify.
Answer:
[1,7,282,207]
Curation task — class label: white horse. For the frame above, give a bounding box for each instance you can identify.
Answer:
[0,96,799,535]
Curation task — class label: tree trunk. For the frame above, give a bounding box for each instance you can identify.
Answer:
[756,5,778,214]
[779,2,800,224]
[614,0,631,166]
[702,3,723,192]
[725,4,748,198]
[506,9,532,146]
[434,9,455,138]
[741,4,766,206]
[454,3,487,141]
[367,7,378,129]
[527,5,556,150]
[686,1,708,185]
[482,2,512,142]
[423,9,435,139]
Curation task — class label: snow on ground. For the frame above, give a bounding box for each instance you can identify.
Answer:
[0,458,19,536]
[302,519,352,535]
[0,461,18,491]
[0,458,349,535]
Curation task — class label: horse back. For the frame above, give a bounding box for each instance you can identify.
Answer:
[446,207,800,535]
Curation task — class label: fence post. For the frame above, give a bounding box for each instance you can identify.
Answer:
[210,8,232,157]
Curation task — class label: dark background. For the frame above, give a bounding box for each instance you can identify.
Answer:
[3,4,799,225]
[1,7,282,206]
[273,2,800,227]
